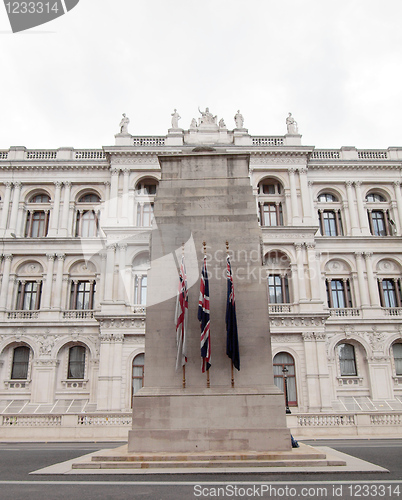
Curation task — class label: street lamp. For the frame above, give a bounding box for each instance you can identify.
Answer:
[282,365,291,414]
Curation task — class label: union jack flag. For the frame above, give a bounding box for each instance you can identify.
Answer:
[226,254,240,370]
[198,256,211,372]
[175,255,188,371]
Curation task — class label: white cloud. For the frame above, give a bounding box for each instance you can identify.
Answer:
[1,0,402,149]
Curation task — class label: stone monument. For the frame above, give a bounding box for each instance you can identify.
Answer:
[128,149,291,453]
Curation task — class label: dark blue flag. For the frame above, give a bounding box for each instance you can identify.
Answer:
[226,255,240,370]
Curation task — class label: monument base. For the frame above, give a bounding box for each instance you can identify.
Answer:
[128,386,291,453]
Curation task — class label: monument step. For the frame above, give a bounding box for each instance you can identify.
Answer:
[72,458,345,470]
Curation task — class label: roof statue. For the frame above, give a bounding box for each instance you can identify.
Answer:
[286,112,298,134]
[119,113,130,134]
[198,107,217,127]
[171,109,181,129]
[234,110,244,129]
[219,118,226,129]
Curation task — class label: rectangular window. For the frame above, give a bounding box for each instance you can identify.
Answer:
[268,275,289,304]
[70,281,95,310]
[67,346,86,379]
[338,343,357,376]
[11,346,30,380]
[262,203,283,227]
[16,281,42,310]
[326,279,352,308]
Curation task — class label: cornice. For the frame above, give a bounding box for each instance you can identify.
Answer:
[0,163,110,171]
[308,163,402,171]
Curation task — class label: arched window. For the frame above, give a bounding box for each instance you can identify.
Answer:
[258,179,284,227]
[318,193,337,202]
[338,343,357,376]
[273,352,297,406]
[25,192,51,237]
[67,346,86,379]
[75,193,101,237]
[11,346,30,380]
[393,344,402,376]
[132,353,145,405]
[317,192,343,236]
[366,192,392,236]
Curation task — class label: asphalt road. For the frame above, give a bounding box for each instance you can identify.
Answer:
[0,439,400,499]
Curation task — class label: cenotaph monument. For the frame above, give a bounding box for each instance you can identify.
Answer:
[128,123,291,452]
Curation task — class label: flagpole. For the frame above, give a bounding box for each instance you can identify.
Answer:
[182,242,186,389]
[203,241,210,389]
[226,241,235,388]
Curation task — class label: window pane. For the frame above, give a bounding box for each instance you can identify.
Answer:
[393,344,402,376]
[132,354,145,397]
[68,346,86,379]
[11,346,30,379]
[338,343,357,376]
[331,280,346,308]
[366,193,385,202]
[372,211,386,236]
[323,211,337,236]
[382,280,396,307]
[81,211,96,237]
[140,276,147,305]
[273,352,297,405]
[31,211,46,237]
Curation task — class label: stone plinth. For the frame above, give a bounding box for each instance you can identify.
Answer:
[128,152,291,453]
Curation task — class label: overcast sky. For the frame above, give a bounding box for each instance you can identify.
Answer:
[1,0,401,150]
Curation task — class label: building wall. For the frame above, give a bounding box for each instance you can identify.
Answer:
[0,131,401,416]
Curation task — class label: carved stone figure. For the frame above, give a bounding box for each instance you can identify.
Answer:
[119,113,130,134]
[219,118,226,128]
[171,109,181,129]
[190,118,197,129]
[198,107,217,126]
[286,113,298,134]
[234,110,244,129]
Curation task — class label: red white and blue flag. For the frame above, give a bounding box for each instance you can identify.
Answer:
[226,254,240,370]
[198,256,211,372]
[175,255,188,371]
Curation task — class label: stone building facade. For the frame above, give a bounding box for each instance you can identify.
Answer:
[0,109,401,437]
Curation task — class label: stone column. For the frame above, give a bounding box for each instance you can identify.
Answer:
[49,181,62,236]
[15,203,25,237]
[96,332,112,410]
[109,169,119,218]
[354,181,370,235]
[299,168,312,224]
[393,181,402,236]
[0,182,12,232]
[97,253,107,308]
[0,254,13,310]
[60,182,71,236]
[302,332,321,411]
[290,264,299,306]
[103,181,111,220]
[53,254,65,310]
[294,243,307,300]
[118,243,127,302]
[104,244,116,301]
[346,181,359,235]
[314,332,332,411]
[306,243,321,300]
[355,252,369,307]
[42,254,56,310]
[288,169,300,224]
[8,182,22,234]
[364,252,378,306]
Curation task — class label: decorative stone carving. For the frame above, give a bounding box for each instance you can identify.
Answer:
[198,107,217,127]
[38,335,58,356]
